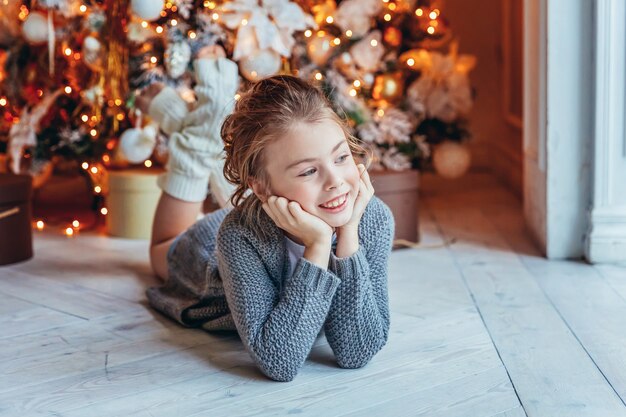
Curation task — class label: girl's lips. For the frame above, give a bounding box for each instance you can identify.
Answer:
[319,193,349,212]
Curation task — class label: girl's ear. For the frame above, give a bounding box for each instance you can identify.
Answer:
[249,178,268,202]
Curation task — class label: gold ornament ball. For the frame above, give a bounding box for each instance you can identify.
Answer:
[372,72,405,103]
[383,27,402,48]
[307,33,334,66]
[432,141,472,179]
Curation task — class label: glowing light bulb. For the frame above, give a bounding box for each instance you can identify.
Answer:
[384,13,391,21]
[144,160,153,168]
[326,16,334,24]
[81,114,89,122]
[370,39,378,47]
[407,58,415,66]
[150,56,157,64]
[234,93,241,100]
[415,8,423,16]
[315,72,323,80]
[189,31,196,39]
[349,89,357,97]
[102,155,110,163]
[388,3,396,10]
[212,12,219,20]
[94,186,102,193]
[427,26,435,34]
[100,207,108,215]
[141,21,148,28]
[64,48,72,56]
[241,18,248,26]
[353,80,361,87]
[36,220,44,230]
[72,220,80,228]
[345,30,353,37]
[0,98,6,106]
[65,227,74,237]
[90,167,98,174]
[79,4,87,12]
[429,11,437,19]
[82,162,89,170]
[64,86,72,94]
[333,38,341,46]
[377,109,385,117]
[156,26,164,34]
[170,19,178,26]
[304,29,312,37]
[90,129,97,137]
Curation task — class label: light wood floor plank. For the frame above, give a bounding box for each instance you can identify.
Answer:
[423,181,626,417]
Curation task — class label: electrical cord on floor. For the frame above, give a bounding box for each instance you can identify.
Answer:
[393,237,457,250]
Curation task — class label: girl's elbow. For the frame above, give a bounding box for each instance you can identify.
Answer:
[258,362,300,382]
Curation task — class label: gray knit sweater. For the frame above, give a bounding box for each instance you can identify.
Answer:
[146,196,394,382]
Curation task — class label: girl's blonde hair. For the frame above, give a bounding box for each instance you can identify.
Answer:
[221,75,368,240]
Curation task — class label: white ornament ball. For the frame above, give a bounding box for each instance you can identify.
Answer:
[239,49,282,82]
[83,35,102,67]
[118,127,157,164]
[130,0,164,22]
[165,42,192,79]
[432,141,472,179]
[307,33,333,66]
[22,12,49,45]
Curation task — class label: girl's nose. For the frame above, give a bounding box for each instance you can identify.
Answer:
[325,170,344,190]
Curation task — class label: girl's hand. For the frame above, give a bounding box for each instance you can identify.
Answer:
[335,164,374,258]
[341,164,375,232]
[262,196,333,248]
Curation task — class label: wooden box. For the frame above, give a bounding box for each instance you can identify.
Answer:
[370,169,420,243]
[0,174,33,265]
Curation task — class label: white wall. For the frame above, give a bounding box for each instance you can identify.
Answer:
[586,0,626,263]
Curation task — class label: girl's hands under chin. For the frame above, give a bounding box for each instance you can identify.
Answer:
[262,196,333,248]
[340,164,375,232]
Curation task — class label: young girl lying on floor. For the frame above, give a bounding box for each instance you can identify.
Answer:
[143,53,394,381]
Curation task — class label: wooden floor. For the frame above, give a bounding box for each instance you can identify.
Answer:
[1,173,625,417]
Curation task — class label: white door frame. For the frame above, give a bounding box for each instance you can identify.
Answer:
[523,0,595,260]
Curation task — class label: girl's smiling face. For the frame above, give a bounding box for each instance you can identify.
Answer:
[259,118,361,228]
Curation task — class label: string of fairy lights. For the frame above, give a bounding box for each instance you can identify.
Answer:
[1,0,449,236]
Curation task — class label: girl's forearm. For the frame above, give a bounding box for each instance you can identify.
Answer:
[303,239,332,269]
[335,225,359,258]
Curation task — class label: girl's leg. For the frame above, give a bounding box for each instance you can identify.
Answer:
[150,192,203,281]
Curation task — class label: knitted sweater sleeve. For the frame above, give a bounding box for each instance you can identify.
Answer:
[217,226,341,382]
[324,198,394,369]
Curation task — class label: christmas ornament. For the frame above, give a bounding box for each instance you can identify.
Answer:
[432,141,471,179]
[83,35,103,70]
[335,0,381,38]
[350,31,384,72]
[118,121,158,164]
[383,26,402,48]
[22,12,49,45]
[218,0,315,60]
[307,32,334,66]
[130,0,164,22]
[153,133,169,165]
[8,90,62,174]
[164,42,192,79]
[239,48,282,81]
[310,0,336,25]
[372,72,404,103]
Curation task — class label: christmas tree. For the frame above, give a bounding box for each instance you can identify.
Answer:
[0,0,475,192]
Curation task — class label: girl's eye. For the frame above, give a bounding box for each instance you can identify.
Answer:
[299,168,317,177]
[336,154,350,163]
